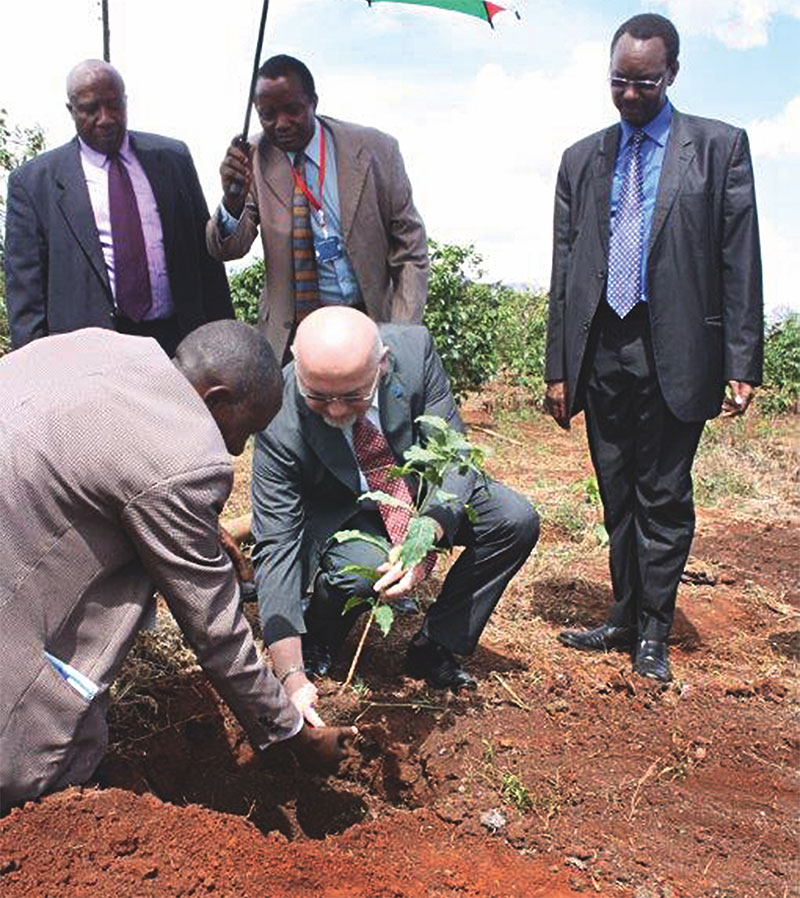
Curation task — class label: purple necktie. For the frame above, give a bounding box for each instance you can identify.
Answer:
[108,154,152,321]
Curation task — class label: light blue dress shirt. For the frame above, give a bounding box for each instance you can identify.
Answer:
[219,119,362,307]
[609,101,673,305]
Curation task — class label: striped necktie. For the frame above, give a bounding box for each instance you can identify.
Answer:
[607,128,646,319]
[292,151,321,322]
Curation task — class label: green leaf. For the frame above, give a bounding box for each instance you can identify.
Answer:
[429,488,459,506]
[332,529,391,556]
[415,414,450,432]
[399,515,437,569]
[343,595,373,615]
[402,445,439,465]
[374,604,395,637]
[464,503,478,523]
[358,490,414,511]
[593,523,609,547]
[340,564,381,582]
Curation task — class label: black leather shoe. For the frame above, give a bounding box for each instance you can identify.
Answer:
[634,639,672,682]
[302,636,332,679]
[558,624,635,652]
[404,638,477,692]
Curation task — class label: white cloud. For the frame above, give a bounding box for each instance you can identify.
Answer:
[323,41,613,287]
[748,95,800,158]
[759,216,799,315]
[659,0,800,49]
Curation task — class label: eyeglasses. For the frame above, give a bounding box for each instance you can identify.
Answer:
[297,366,382,406]
[609,74,665,93]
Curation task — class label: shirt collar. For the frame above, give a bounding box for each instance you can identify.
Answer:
[296,117,322,168]
[620,100,673,148]
[78,131,131,167]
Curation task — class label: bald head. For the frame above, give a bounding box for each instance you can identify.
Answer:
[66,59,127,155]
[294,307,382,379]
[293,308,387,429]
[175,320,283,455]
[66,59,124,102]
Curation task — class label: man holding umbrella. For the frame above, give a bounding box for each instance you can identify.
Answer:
[207,54,428,364]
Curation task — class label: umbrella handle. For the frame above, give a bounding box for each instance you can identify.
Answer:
[229,0,270,198]
[227,136,252,198]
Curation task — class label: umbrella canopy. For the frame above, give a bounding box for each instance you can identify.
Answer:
[366,0,519,27]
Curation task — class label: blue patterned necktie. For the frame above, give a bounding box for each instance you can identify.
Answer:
[607,128,646,319]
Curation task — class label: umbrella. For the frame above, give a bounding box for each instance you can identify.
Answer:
[366,0,520,27]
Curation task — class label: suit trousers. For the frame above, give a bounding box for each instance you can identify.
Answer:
[306,479,539,657]
[584,303,704,641]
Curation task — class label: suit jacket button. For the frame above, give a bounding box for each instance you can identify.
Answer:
[284,321,293,330]
[596,270,605,279]
[583,320,592,331]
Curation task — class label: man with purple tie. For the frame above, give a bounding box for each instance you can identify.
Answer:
[4,60,232,356]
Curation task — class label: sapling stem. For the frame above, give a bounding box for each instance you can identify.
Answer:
[341,604,376,691]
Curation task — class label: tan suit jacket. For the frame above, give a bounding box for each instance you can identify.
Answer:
[206,116,428,362]
[0,330,299,811]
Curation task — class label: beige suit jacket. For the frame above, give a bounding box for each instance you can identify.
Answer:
[206,116,428,362]
[0,330,299,811]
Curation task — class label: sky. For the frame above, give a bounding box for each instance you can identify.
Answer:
[2,0,798,315]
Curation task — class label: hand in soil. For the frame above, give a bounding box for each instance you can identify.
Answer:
[284,722,358,775]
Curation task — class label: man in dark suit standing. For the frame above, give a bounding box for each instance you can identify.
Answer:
[4,59,232,356]
[251,307,538,726]
[544,13,763,682]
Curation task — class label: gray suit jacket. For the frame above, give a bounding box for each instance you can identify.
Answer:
[251,324,474,645]
[0,330,298,811]
[206,116,428,363]
[4,132,233,349]
[545,108,763,423]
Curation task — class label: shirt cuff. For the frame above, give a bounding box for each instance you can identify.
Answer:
[217,202,241,239]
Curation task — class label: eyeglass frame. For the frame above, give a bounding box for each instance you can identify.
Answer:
[608,73,666,93]
[296,364,383,406]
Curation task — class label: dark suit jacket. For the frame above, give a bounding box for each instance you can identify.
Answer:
[545,108,763,423]
[251,324,474,645]
[4,132,233,348]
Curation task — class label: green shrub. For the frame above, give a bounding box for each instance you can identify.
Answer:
[0,291,9,357]
[228,259,264,326]
[496,286,549,399]
[760,312,800,415]
[423,240,500,400]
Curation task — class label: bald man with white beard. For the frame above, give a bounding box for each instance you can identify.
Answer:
[250,308,539,726]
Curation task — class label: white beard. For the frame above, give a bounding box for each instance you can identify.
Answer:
[323,413,358,430]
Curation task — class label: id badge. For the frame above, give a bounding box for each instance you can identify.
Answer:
[315,235,343,263]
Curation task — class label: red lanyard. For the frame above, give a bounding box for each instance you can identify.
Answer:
[290,125,326,213]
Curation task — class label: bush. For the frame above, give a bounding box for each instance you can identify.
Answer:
[496,286,549,401]
[760,312,800,415]
[423,240,500,400]
[228,259,263,326]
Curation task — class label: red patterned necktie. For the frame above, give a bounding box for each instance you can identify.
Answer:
[108,154,152,321]
[352,417,437,577]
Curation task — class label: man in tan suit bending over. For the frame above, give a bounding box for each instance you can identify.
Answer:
[207,54,428,364]
[0,322,354,813]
